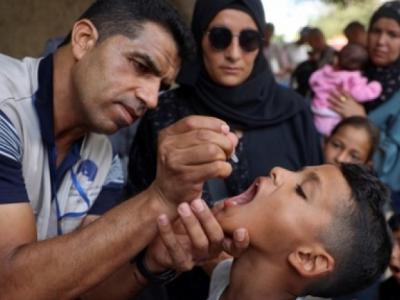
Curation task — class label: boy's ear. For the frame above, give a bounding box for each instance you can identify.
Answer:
[71,19,99,60]
[288,245,335,278]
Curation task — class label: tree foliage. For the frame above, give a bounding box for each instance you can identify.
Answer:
[320,0,370,6]
[310,0,380,39]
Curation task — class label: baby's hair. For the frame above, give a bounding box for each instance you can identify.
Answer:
[338,43,368,71]
[329,116,380,162]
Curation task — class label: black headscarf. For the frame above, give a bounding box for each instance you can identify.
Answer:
[177,0,303,130]
[364,1,400,112]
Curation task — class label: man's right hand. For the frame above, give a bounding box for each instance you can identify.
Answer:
[151,116,238,209]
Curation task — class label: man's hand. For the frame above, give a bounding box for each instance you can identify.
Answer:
[151,116,238,209]
[145,199,249,274]
[211,200,249,258]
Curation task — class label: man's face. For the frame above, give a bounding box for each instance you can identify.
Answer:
[345,29,367,47]
[308,32,325,52]
[73,21,180,134]
[215,165,352,254]
[390,229,400,283]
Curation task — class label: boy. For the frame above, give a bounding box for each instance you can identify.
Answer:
[155,164,392,300]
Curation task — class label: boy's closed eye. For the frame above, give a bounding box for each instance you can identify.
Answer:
[295,184,307,200]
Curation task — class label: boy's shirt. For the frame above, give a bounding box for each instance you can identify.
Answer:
[208,258,232,300]
[208,258,307,300]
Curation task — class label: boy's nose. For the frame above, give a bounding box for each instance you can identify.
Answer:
[269,166,289,186]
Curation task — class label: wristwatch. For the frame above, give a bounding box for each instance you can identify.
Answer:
[134,249,177,285]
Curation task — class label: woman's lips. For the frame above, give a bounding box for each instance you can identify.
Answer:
[220,66,242,74]
[371,49,388,58]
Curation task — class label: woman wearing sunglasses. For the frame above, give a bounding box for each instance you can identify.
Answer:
[128,0,322,299]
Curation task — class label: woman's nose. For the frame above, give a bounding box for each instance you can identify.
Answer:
[225,37,241,61]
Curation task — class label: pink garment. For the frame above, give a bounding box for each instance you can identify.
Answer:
[309,65,382,135]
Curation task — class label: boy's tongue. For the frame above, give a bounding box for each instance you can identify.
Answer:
[223,179,260,207]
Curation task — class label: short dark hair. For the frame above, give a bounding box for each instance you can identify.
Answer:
[265,22,275,32]
[59,0,195,62]
[329,116,380,161]
[307,164,392,297]
[309,27,324,38]
[344,21,365,35]
[388,213,400,232]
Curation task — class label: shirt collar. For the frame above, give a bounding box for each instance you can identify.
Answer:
[33,54,82,186]
[33,54,56,146]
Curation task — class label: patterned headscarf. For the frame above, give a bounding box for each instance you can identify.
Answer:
[365,1,400,111]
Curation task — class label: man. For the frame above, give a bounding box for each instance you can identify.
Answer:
[307,27,336,69]
[262,22,290,84]
[0,0,243,299]
[285,26,311,74]
[292,27,336,97]
[343,21,367,47]
[156,164,392,300]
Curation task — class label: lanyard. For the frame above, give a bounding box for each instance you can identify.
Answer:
[49,147,91,235]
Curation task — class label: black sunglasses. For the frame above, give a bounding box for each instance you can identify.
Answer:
[206,26,262,52]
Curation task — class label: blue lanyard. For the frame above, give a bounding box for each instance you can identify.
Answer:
[49,147,91,235]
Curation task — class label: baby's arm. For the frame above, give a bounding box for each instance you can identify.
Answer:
[349,74,382,102]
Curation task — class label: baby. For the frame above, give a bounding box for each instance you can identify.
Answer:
[310,44,382,136]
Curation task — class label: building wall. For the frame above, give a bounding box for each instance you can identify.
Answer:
[0,0,93,58]
[0,0,195,58]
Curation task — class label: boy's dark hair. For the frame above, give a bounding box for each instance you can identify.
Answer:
[388,213,400,232]
[307,164,392,297]
[328,116,380,162]
[338,43,368,71]
[59,0,195,62]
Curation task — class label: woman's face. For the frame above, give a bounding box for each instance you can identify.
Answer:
[201,9,260,86]
[368,17,400,67]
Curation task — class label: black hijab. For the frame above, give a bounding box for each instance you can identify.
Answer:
[364,1,400,112]
[177,0,303,130]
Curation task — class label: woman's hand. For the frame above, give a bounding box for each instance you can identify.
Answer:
[328,88,367,118]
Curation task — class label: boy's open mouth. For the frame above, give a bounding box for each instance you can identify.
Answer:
[223,178,261,206]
